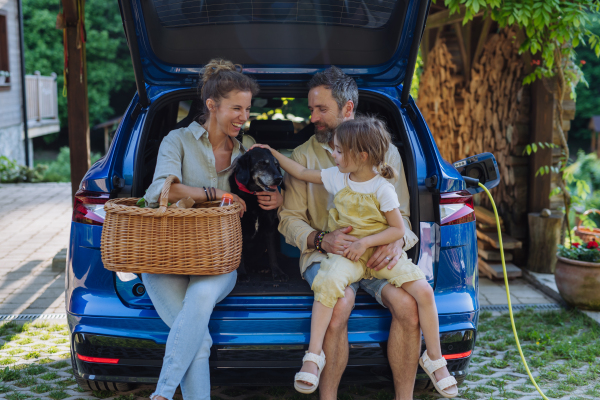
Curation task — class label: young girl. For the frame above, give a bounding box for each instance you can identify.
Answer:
[252,116,458,398]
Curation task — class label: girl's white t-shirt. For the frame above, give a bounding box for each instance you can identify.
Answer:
[320,167,400,213]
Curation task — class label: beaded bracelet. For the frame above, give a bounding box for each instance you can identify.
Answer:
[314,230,329,254]
[202,187,210,201]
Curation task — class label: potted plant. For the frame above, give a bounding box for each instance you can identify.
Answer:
[555,239,600,310]
[0,70,9,84]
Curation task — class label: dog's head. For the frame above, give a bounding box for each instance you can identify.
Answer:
[233,148,283,192]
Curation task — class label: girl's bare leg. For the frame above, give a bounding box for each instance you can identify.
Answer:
[299,300,335,386]
[401,280,456,390]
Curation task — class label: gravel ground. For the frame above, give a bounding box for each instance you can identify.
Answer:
[0,308,598,400]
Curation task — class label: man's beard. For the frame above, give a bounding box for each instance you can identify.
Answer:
[314,113,344,143]
[315,128,334,144]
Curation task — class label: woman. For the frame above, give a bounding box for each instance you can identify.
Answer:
[142,59,282,400]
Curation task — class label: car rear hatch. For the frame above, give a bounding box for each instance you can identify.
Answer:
[118,0,430,105]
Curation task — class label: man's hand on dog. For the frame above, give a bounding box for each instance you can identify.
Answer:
[322,226,358,255]
[366,238,405,271]
[256,189,283,210]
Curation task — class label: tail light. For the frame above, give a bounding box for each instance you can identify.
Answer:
[77,353,119,364]
[73,190,109,226]
[439,191,475,226]
[443,350,472,360]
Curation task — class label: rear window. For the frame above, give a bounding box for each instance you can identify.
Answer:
[153,0,398,29]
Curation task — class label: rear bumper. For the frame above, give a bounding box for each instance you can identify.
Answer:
[70,315,476,386]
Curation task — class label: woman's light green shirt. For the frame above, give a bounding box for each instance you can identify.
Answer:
[144,121,245,207]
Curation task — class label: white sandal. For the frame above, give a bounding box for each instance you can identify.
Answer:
[294,350,326,394]
[419,350,458,398]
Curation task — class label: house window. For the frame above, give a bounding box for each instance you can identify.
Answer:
[0,11,10,87]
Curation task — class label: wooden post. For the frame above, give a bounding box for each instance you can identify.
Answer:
[62,0,90,199]
[527,212,563,273]
[528,79,554,212]
[453,22,470,82]
[104,126,109,154]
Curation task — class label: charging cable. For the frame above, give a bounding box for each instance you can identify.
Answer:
[477,182,549,400]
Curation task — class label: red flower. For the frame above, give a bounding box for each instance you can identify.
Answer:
[587,240,599,249]
[572,242,580,248]
[581,60,586,65]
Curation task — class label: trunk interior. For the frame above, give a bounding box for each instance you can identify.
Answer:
[132,88,419,296]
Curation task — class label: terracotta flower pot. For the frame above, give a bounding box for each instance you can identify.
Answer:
[555,255,600,310]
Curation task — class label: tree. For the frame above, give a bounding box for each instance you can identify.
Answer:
[23,0,135,136]
[571,19,600,148]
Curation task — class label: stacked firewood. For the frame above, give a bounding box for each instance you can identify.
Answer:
[417,38,459,163]
[418,28,531,239]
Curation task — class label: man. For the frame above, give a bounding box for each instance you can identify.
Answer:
[278,66,422,399]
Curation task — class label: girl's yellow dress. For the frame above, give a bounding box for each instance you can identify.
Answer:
[311,178,426,308]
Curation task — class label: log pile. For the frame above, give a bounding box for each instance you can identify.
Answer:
[417,38,459,163]
[417,28,531,240]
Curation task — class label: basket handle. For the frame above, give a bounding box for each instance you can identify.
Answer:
[578,209,600,229]
[155,175,181,217]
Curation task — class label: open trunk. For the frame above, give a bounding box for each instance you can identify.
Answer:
[130,88,420,296]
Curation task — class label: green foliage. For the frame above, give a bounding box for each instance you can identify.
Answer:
[36,147,102,183]
[564,151,600,224]
[558,241,600,262]
[0,156,47,183]
[411,51,424,99]
[441,0,600,94]
[0,367,21,381]
[571,19,600,143]
[23,0,135,129]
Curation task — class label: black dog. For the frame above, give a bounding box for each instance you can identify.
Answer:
[229,147,288,282]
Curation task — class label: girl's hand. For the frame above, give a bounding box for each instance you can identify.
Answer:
[343,239,368,261]
[215,189,246,217]
[249,143,274,153]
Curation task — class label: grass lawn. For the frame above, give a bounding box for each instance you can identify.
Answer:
[0,308,598,399]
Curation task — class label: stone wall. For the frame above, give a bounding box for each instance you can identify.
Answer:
[0,123,25,164]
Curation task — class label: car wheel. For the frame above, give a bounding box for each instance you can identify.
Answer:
[70,348,136,392]
[74,375,136,392]
[415,375,465,390]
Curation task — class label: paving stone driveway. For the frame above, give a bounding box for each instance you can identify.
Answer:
[0,183,70,316]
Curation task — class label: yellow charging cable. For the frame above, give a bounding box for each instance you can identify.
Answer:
[478,182,548,400]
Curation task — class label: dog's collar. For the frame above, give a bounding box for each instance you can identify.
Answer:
[235,176,256,195]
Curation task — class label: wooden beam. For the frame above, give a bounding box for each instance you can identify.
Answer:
[528,79,555,212]
[454,22,470,82]
[62,0,90,199]
[473,17,492,65]
[426,6,483,30]
[421,27,430,67]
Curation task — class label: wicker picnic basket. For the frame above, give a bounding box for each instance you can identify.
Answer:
[574,209,600,243]
[100,175,242,275]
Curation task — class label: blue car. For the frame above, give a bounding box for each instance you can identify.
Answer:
[67,0,500,391]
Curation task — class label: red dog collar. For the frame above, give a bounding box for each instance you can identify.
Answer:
[235,176,256,195]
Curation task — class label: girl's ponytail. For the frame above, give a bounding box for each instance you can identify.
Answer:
[377,162,396,180]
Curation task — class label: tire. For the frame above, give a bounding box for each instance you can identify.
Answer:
[71,348,136,393]
[414,375,465,390]
[74,375,136,392]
